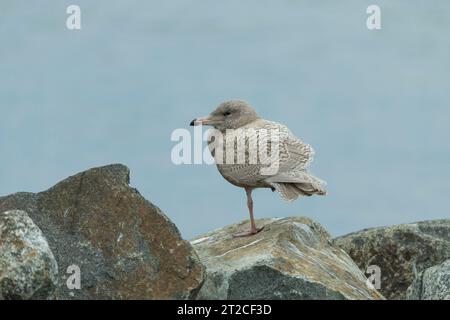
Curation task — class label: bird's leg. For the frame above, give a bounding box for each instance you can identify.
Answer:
[247,188,257,232]
[233,188,264,237]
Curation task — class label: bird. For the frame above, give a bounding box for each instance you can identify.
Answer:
[190,100,326,237]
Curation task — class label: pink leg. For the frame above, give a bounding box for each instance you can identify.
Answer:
[247,188,257,233]
[233,188,264,237]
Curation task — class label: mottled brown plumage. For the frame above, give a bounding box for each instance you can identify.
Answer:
[190,100,326,236]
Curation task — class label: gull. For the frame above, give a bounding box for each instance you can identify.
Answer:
[190,100,326,237]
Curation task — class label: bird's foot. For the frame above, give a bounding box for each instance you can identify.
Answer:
[232,226,264,238]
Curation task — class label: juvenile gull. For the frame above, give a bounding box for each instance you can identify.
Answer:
[190,100,326,237]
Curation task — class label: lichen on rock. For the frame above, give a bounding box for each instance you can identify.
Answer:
[0,210,58,300]
[191,217,383,300]
[406,259,450,300]
[334,219,450,299]
[0,164,205,299]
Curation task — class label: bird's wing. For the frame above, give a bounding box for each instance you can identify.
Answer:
[260,121,327,199]
[214,120,318,186]
[282,130,315,171]
[260,120,315,173]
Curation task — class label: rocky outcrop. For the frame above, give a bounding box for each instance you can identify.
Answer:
[406,259,450,300]
[3,163,448,301]
[0,210,58,300]
[191,217,383,300]
[0,164,204,299]
[334,220,450,299]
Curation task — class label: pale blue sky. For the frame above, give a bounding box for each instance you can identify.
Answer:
[1,1,449,239]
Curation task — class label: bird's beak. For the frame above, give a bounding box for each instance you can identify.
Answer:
[190,116,212,126]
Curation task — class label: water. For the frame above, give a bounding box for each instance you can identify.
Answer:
[1,1,449,239]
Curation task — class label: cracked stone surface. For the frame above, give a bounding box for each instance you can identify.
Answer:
[406,259,450,300]
[0,210,58,300]
[0,164,204,299]
[191,217,383,300]
[334,220,450,299]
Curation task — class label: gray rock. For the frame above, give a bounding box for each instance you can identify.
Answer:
[0,164,205,299]
[406,259,450,300]
[191,217,384,300]
[334,219,450,299]
[0,210,58,300]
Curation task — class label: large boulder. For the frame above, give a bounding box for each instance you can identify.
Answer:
[0,210,58,300]
[0,164,204,299]
[406,259,450,300]
[191,217,383,300]
[334,219,450,299]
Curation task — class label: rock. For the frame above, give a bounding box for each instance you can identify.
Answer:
[191,217,383,300]
[406,259,450,300]
[334,219,450,299]
[0,210,58,300]
[0,164,204,299]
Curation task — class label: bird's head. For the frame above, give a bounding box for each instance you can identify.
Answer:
[190,100,260,131]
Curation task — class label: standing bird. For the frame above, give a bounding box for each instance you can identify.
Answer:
[190,100,326,237]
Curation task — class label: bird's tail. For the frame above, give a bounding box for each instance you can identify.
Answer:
[270,173,327,202]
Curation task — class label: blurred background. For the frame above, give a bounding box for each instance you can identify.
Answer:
[1,1,449,239]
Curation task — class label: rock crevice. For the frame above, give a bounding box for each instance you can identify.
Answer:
[334,220,450,299]
[1,164,448,300]
[191,217,384,300]
[0,164,205,299]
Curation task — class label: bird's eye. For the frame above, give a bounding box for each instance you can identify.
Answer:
[223,111,231,116]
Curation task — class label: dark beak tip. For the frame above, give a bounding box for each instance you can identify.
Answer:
[189,119,196,126]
